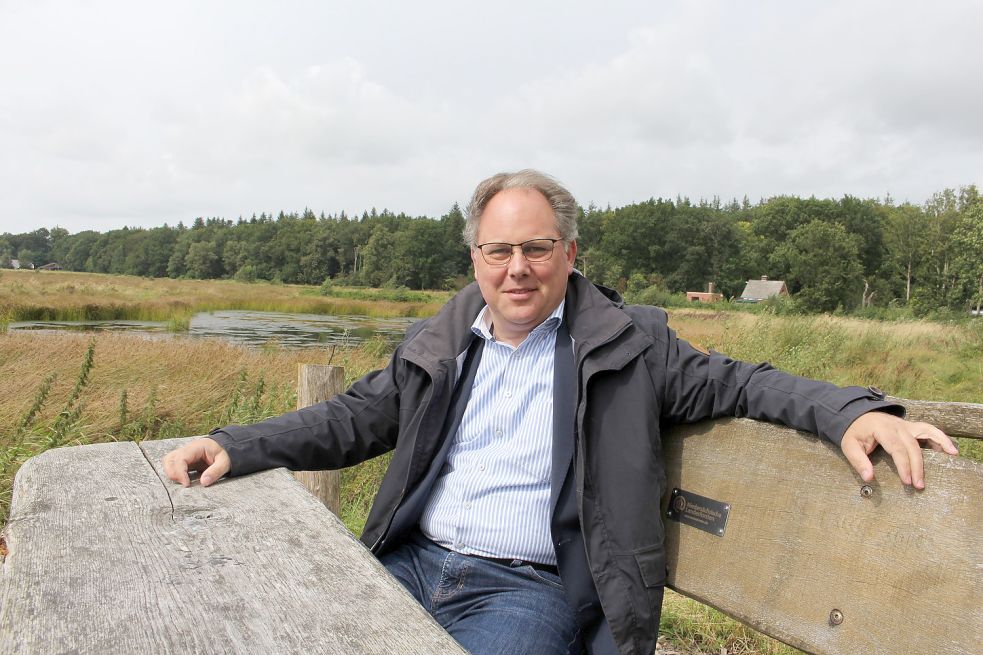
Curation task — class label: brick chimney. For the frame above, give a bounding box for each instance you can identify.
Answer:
[761,275,769,281]
[707,282,715,294]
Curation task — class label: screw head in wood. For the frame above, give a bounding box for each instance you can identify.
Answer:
[829,609,844,626]
[860,484,873,498]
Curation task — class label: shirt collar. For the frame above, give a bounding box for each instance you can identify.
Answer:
[471,300,566,343]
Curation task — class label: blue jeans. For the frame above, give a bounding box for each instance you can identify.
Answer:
[379,533,581,655]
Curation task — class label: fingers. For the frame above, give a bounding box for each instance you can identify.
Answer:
[916,423,959,455]
[162,446,193,487]
[902,423,956,489]
[162,438,229,488]
[842,413,958,490]
[200,450,231,487]
[840,434,875,483]
[891,429,920,489]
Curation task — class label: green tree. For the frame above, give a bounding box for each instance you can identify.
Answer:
[184,241,220,279]
[885,203,929,303]
[918,189,960,309]
[62,231,100,271]
[951,203,983,312]
[360,225,398,287]
[167,232,193,278]
[595,199,674,286]
[772,220,864,312]
[440,204,471,281]
[391,220,449,289]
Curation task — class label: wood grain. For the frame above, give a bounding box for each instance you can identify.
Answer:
[891,396,983,440]
[662,418,983,655]
[0,438,465,655]
[293,364,345,514]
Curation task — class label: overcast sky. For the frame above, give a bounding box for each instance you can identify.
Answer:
[1,0,980,234]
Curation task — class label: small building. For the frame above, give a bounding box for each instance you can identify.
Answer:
[686,282,724,304]
[739,276,788,302]
[10,259,34,270]
[37,262,63,271]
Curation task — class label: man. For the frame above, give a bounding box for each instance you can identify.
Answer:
[164,170,956,655]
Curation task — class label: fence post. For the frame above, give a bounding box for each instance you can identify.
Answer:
[293,364,345,514]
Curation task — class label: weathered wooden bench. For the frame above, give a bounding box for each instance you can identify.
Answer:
[0,438,466,654]
[1,396,980,654]
[663,397,983,655]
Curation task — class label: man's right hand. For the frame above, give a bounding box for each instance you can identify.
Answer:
[162,438,231,488]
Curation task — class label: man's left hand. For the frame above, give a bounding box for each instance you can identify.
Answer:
[840,412,958,490]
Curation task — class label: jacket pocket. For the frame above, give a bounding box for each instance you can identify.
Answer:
[634,545,667,588]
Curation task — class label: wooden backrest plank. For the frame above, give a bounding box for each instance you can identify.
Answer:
[892,397,983,440]
[661,418,982,655]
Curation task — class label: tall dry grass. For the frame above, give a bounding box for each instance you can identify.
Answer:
[0,269,448,322]
[2,295,980,655]
[0,331,389,524]
[668,309,983,404]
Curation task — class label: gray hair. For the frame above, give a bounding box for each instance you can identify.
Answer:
[463,169,579,247]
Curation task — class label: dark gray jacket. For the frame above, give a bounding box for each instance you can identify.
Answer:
[214,273,900,654]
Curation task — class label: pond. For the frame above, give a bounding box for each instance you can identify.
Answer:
[8,310,421,349]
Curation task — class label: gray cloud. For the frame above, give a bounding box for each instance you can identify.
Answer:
[0,0,980,233]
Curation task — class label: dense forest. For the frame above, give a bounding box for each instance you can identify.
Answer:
[2,185,981,315]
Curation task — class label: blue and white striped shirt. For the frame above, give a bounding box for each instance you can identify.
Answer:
[419,301,566,565]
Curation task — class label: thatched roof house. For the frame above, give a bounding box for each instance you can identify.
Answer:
[739,276,788,302]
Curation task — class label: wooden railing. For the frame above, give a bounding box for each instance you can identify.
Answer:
[1,367,980,654]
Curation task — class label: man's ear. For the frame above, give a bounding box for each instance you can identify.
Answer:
[566,240,578,272]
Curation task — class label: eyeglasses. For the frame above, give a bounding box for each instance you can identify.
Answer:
[473,238,564,266]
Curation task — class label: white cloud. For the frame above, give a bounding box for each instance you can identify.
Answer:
[0,0,980,233]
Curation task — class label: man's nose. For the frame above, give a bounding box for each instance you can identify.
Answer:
[507,247,532,276]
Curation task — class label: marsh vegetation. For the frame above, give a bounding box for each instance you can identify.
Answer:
[2,271,980,655]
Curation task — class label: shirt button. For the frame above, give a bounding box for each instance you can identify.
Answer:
[505,390,512,398]
[479,464,486,471]
[495,429,503,438]
[464,502,472,510]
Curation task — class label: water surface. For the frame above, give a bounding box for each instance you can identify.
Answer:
[9,310,420,349]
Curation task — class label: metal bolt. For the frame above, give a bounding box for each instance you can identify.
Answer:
[860,485,873,498]
[829,609,844,626]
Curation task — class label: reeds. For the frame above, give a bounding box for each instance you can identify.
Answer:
[0,330,386,523]
[2,298,980,655]
[0,269,449,325]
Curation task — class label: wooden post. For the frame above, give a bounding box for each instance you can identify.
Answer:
[293,364,345,514]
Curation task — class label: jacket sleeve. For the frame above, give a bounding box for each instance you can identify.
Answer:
[657,323,903,445]
[209,351,404,477]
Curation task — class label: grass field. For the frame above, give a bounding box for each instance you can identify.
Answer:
[0,268,449,325]
[2,270,980,655]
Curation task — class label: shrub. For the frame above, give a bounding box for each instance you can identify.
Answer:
[234,265,258,283]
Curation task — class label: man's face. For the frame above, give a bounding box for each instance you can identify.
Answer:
[471,187,577,346]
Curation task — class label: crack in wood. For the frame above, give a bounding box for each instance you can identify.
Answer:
[137,439,177,522]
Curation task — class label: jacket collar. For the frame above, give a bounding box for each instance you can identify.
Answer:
[400,281,485,373]
[401,272,636,371]
[563,273,633,356]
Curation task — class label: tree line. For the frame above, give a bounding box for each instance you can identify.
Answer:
[2,185,981,315]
